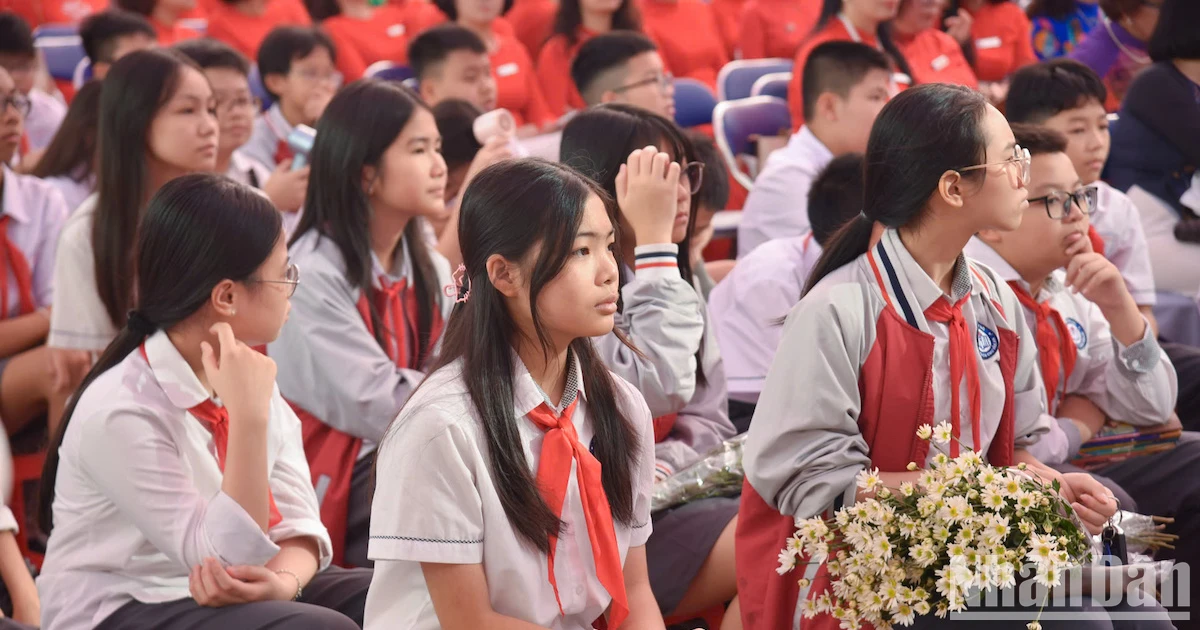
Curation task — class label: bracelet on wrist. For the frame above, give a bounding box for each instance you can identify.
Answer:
[274,569,302,601]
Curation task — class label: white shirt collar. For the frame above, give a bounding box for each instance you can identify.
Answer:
[142,329,213,411]
[788,125,834,167]
[881,228,979,312]
[511,348,588,417]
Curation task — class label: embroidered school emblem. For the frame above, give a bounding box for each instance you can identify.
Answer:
[1066,317,1087,349]
[976,323,999,360]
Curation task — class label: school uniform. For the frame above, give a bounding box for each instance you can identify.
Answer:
[38,329,371,630]
[268,227,453,568]
[151,17,203,46]
[710,233,821,412]
[490,28,554,129]
[1030,1,1100,60]
[243,103,294,172]
[737,0,821,60]
[709,0,744,58]
[640,0,729,90]
[504,0,557,59]
[737,229,1052,630]
[205,0,313,60]
[365,350,655,629]
[48,194,118,352]
[224,150,303,237]
[963,0,1036,83]
[1087,180,1157,306]
[323,6,411,82]
[25,89,66,152]
[737,125,832,257]
[42,172,95,214]
[895,28,978,88]
[536,29,593,118]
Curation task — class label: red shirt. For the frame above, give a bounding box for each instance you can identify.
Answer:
[323,6,410,81]
[151,17,202,46]
[640,0,728,89]
[709,0,745,58]
[896,27,978,88]
[738,0,821,60]
[397,0,447,33]
[504,0,557,59]
[965,0,1036,83]
[491,28,553,128]
[536,28,592,118]
[0,0,105,26]
[206,0,312,60]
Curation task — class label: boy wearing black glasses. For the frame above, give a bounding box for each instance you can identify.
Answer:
[0,12,65,156]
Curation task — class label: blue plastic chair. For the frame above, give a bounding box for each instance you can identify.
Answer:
[32,23,78,38]
[673,78,717,128]
[366,61,415,83]
[36,35,85,82]
[716,58,792,101]
[751,71,791,100]
[712,96,791,191]
[248,64,274,111]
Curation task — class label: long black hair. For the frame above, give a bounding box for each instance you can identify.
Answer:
[389,158,639,552]
[812,0,915,84]
[39,174,283,532]
[92,48,200,330]
[30,80,102,183]
[290,79,442,366]
[559,103,706,385]
[552,0,643,46]
[803,83,989,295]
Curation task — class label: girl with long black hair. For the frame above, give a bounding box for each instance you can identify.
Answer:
[30,79,103,213]
[37,174,371,630]
[268,78,453,569]
[365,158,663,630]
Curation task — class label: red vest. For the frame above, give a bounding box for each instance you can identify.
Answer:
[735,245,1019,630]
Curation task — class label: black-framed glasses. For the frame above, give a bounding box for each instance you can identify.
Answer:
[1029,185,1098,220]
[613,72,674,94]
[682,161,704,194]
[956,144,1031,187]
[1,92,31,118]
[254,263,300,297]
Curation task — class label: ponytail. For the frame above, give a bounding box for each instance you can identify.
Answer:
[802,214,875,297]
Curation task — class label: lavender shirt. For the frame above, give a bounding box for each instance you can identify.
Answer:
[1069,18,1149,103]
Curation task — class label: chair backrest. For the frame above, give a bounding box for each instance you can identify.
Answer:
[35,35,86,82]
[32,23,78,38]
[716,58,792,102]
[713,96,791,190]
[248,64,274,111]
[750,71,791,100]
[673,78,717,128]
[366,61,415,83]
[72,57,93,89]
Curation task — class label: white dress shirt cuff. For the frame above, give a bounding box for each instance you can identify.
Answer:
[0,506,18,533]
[367,533,484,564]
[1113,317,1162,376]
[207,491,282,567]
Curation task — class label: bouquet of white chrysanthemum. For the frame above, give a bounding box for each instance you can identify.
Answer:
[778,422,1092,629]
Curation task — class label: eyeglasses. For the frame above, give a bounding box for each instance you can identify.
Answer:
[292,68,343,87]
[1028,185,1098,220]
[216,94,262,114]
[253,263,300,297]
[613,72,674,94]
[956,144,1031,187]
[682,161,704,195]
[0,92,31,118]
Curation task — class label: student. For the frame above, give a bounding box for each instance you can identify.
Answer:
[536,0,643,117]
[1028,0,1102,60]
[738,0,820,60]
[1006,60,1157,318]
[1068,0,1160,108]
[30,80,102,213]
[687,131,731,296]
[408,25,498,114]
[268,79,454,569]
[966,122,1199,599]
[735,84,1125,629]
[174,38,309,232]
[79,9,158,80]
[365,158,663,630]
[712,154,863,429]
[639,0,728,89]
[37,173,372,630]
[710,0,743,58]
[890,0,978,87]
[503,0,555,57]
[115,0,203,45]
[0,13,65,153]
[1105,0,1200,292]
[205,0,313,61]
[434,0,553,131]
[432,98,483,203]
[561,106,741,627]
[243,27,339,171]
[307,0,410,82]
[948,0,1036,99]
[0,66,70,441]
[786,0,911,130]
[570,31,675,119]
[47,49,218,429]
[740,41,889,257]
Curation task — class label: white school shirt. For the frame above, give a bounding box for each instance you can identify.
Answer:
[966,242,1176,465]
[364,353,656,630]
[25,90,67,151]
[1,166,68,317]
[1089,180,1157,306]
[37,330,332,630]
[243,104,293,171]
[709,232,822,403]
[224,150,302,237]
[268,228,453,456]
[42,172,95,215]
[737,126,834,258]
[745,229,1052,521]
[48,194,117,351]
[1126,185,1200,295]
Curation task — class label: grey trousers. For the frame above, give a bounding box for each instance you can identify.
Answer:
[95,566,372,630]
[344,456,373,569]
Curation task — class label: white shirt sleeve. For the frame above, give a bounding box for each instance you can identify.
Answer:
[266,394,334,570]
[1071,302,1176,428]
[613,377,655,548]
[32,185,69,308]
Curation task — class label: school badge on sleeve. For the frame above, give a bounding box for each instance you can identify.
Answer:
[976,323,999,360]
[1066,318,1087,349]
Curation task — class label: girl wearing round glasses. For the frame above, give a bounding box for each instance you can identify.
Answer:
[561,104,741,626]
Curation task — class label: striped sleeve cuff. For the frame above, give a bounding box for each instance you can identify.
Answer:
[633,244,681,279]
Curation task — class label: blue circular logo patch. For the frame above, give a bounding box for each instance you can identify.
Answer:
[1066,317,1087,349]
[976,323,999,360]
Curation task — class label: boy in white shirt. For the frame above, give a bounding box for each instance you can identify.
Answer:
[0,14,65,155]
[737,40,890,257]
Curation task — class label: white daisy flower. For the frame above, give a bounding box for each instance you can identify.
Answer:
[916,424,933,440]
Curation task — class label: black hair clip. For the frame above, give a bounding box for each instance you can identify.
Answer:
[126,310,157,335]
